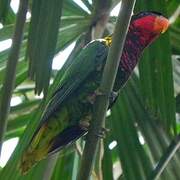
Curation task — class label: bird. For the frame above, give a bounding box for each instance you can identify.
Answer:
[20,11,169,174]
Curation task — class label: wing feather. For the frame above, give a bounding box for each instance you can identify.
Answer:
[41,40,108,122]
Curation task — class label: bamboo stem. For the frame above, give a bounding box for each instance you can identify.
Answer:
[77,1,136,179]
[0,0,28,155]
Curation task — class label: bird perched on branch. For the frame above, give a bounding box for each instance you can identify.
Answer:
[20,11,169,174]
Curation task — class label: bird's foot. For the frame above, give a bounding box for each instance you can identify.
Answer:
[79,115,91,131]
[79,121,90,131]
[95,127,110,139]
[94,88,104,96]
[86,89,103,104]
[87,89,118,105]
[109,91,118,104]
[82,127,110,141]
[95,89,118,99]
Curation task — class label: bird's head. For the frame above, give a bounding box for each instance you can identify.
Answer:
[104,11,169,47]
[131,11,169,34]
[130,11,169,45]
[116,11,169,74]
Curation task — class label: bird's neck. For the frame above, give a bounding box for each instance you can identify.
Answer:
[120,29,157,72]
[113,29,158,91]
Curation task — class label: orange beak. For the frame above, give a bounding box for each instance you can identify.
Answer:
[154,16,169,33]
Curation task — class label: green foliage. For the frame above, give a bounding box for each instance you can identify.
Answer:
[27,0,63,95]
[0,0,179,179]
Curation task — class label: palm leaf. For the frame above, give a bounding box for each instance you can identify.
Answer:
[27,0,64,95]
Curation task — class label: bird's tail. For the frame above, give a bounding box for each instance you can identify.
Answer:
[19,124,52,174]
[20,152,35,175]
[19,124,87,174]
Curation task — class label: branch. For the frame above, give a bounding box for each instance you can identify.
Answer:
[91,0,111,39]
[77,1,136,179]
[0,0,28,155]
[42,153,59,180]
[150,134,180,180]
[169,5,180,24]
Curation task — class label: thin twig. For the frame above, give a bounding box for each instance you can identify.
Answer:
[150,134,180,180]
[77,1,136,179]
[42,153,59,180]
[0,0,29,155]
[169,5,180,24]
[75,142,83,157]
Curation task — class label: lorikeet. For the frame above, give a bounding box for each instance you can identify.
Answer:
[20,11,169,174]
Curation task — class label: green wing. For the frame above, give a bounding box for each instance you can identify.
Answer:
[42,40,108,122]
[20,40,109,174]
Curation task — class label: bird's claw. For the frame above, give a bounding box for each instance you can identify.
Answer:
[109,91,118,104]
[95,127,110,139]
[79,121,90,131]
[94,89,104,96]
[87,89,118,105]
[95,89,118,98]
